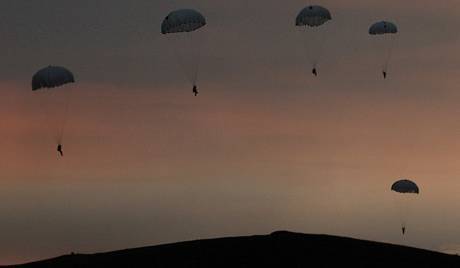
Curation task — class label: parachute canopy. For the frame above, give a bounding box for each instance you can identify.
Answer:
[391,179,419,194]
[161,9,206,34]
[32,66,75,91]
[369,21,398,35]
[295,5,332,27]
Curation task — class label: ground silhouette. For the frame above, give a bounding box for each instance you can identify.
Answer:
[5,231,460,267]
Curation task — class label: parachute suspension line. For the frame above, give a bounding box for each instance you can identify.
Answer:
[300,25,328,70]
[34,89,71,145]
[55,86,74,144]
[35,91,54,144]
[305,26,317,69]
[189,31,204,86]
[171,36,189,84]
[383,34,397,73]
[170,32,203,87]
[315,26,329,68]
[392,193,409,234]
[302,26,312,68]
[189,32,198,85]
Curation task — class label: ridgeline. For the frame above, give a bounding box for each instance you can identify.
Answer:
[7,231,460,267]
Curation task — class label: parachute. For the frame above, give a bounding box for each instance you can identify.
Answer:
[295,5,332,27]
[391,179,419,235]
[32,66,76,146]
[32,66,75,91]
[295,5,332,76]
[162,9,207,93]
[369,21,398,78]
[161,9,206,34]
[391,179,419,194]
[369,21,398,35]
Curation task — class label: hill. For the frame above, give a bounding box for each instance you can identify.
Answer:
[6,231,460,267]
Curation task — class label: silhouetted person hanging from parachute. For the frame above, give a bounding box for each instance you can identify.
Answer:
[383,71,387,79]
[57,144,63,157]
[193,85,199,96]
[312,68,318,76]
[402,226,406,235]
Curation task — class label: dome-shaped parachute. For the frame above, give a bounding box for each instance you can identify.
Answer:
[32,66,75,91]
[295,5,333,76]
[161,9,206,34]
[369,21,398,35]
[295,5,332,27]
[391,179,419,194]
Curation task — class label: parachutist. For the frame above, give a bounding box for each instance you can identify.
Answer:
[193,85,199,96]
[369,21,398,81]
[163,9,206,94]
[57,144,63,157]
[391,180,419,237]
[296,6,330,79]
[312,68,318,76]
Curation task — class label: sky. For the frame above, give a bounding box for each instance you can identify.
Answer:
[2,0,460,264]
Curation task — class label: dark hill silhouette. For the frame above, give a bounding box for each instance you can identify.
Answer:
[5,231,460,267]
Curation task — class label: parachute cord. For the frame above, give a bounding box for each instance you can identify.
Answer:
[187,32,197,85]
[190,31,203,86]
[301,24,330,72]
[172,39,190,84]
[304,27,316,69]
[383,35,397,73]
[55,86,74,144]
[300,26,310,69]
[316,26,329,67]
[391,193,413,241]
[171,31,204,88]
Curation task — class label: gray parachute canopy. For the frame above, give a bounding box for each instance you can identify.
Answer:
[161,9,206,34]
[295,5,332,27]
[32,66,75,91]
[391,179,419,194]
[369,21,398,35]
